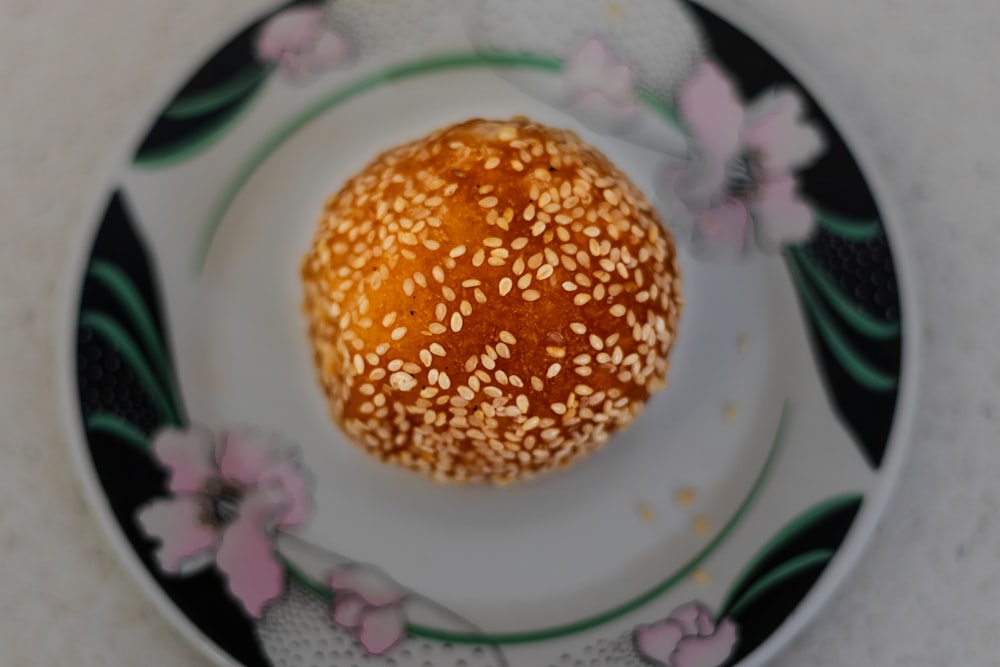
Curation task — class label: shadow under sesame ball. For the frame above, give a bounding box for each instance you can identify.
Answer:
[301,117,683,485]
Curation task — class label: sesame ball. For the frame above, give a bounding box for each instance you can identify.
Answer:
[301,117,682,484]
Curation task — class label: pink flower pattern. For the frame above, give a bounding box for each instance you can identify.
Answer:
[563,37,640,133]
[255,5,350,81]
[136,427,309,617]
[662,61,825,257]
[634,602,738,667]
[329,565,409,656]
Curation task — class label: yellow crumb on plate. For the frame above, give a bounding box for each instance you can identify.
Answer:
[692,514,712,536]
[674,487,697,508]
[691,569,712,585]
[723,403,738,422]
[637,502,655,524]
[737,333,751,353]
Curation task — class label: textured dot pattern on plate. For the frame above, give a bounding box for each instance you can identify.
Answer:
[257,581,505,667]
[327,0,466,59]
[465,0,705,101]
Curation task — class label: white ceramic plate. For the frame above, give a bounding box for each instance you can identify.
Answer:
[62,2,919,666]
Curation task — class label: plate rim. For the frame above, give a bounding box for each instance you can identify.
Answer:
[57,2,923,666]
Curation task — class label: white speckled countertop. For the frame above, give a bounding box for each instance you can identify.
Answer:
[0,1,997,665]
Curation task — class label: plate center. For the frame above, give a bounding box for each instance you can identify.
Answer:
[183,67,789,632]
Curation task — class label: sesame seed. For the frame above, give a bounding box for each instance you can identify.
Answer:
[442,286,456,301]
[429,343,446,357]
[531,376,544,391]
[511,237,529,250]
[458,386,476,400]
[495,370,509,385]
[479,196,499,208]
[546,363,562,378]
[420,349,433,366]
[443,183,458,196]
[460,300,473,316]
[428,323,447,334]
[414,272,428,287]
[531,221,546,236]
[428,369,440,385]
[472,249,485,267]
[499,277,513,296]
[496,342,511,359]
[382,312,397,327]
[536,264,554,280]
[451,312,464,332]
[462,278,482,288]
[546,347,566,359]
[512,257,525,275]
[484,385,503,398]
[522,290,541,301]
[432,266,445,283]
[474,288,487,304]
[574,293,592,306]
[541,428,560,441]
[511,159,524,171]
[484,156,501,170]
[517,273,533,290]
[450,245,467,258]
[498,126,518,141]
[523,204,536,221]
[464,355,478,372]
[610,304,626,317]
[499,330,517,345]
[391,327,407,340]
[481,355,497,370]
[575,384,594,396]
[435,303,447,321]
[522,416,541,431]
[574,366,593,377]
[561,281,578,292]
[390,372,417,391]
[589,334,605,350]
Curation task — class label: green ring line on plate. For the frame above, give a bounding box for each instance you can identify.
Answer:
[787,247,900,340]
[88,261,186,417]
[85,413,151,452]
[717,493,861,615]
[785,252,897,392]
[194,50,681,274]
[401,402,791,645]
[815,210,882,242]
[723,549,834,618]
[163,66,272,120]
[80,310,184,426]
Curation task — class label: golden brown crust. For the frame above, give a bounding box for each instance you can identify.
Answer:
[301,118,682,484]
